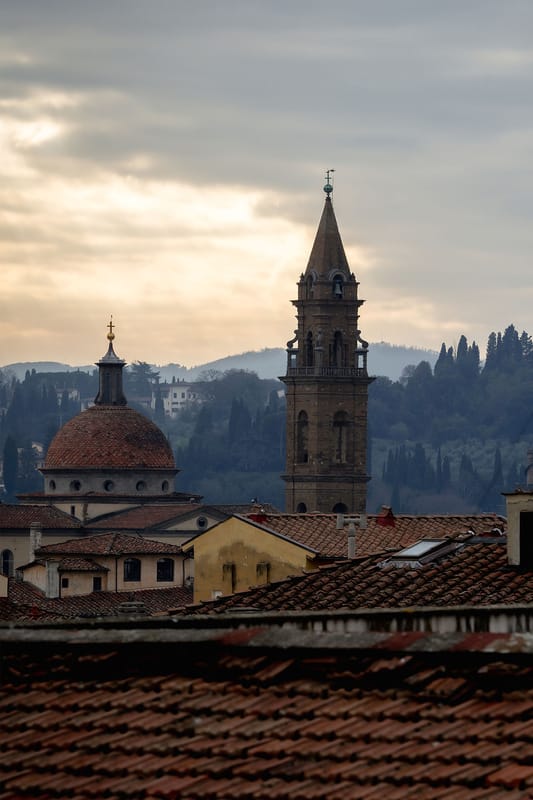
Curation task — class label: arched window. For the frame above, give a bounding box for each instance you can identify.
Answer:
[123,558,141,582]
[305,332,314,367]
[306,275,315,299]
[296,411,309,463]
[157,558,174,582]
[332,502,348,513]
[296,502,307,513]
[1,549,13,577]
[331,331,345,367]
[332,274,344,298]
[333,411,350,463]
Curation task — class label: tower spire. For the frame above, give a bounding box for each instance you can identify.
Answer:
[94,318,127,406]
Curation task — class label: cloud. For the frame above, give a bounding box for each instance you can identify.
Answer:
[1,1,533,366]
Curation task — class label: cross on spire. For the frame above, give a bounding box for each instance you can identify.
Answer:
[323,168,335,196]
[107,316,115,341]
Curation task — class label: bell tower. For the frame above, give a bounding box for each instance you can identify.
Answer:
[281,174,374,513]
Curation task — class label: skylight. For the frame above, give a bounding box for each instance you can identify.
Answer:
[380,538,457,568]
[395,540,448,559]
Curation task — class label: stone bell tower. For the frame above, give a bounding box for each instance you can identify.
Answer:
[281,174,374,514]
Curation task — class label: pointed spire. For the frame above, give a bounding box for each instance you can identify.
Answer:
[304,172,350,278]
[94,318,127,406]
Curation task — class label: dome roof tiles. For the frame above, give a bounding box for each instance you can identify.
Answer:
[44,406,175,471]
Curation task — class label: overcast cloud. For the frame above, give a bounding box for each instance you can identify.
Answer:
[1,1,533,367]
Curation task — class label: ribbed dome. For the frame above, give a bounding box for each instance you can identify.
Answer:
[44,406,175,470]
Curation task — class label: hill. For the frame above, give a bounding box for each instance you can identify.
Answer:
[2,342,437,383]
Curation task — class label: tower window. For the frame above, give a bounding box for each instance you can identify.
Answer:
[331,331,345,367]
[296,503,307,513]
[333,502,348,513]
[161,480,170,492]
[297,411,309,463]
[333,411,350,463]
[332,275,344,298]
[305,332,314,367]
[49,480,56,491]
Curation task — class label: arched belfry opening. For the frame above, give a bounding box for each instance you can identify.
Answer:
[281,174,374,514]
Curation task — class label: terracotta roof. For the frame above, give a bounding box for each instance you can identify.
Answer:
[196,535,533,613]
[44,405,176,470]
[0,503,81,529]
[36,531,184,556]
[90,502,204,530]
[2,580,193,621]
[244,512,506,558]
[0,624,532,798]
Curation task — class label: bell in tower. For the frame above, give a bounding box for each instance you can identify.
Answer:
[280,173,374,514]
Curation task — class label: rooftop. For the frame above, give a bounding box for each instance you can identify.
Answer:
[243,510,506,558]
[35,531,185,557]
[0,620,532,798]
[193,533,533,614]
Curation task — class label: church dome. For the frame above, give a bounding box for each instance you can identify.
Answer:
[44,405,175,471]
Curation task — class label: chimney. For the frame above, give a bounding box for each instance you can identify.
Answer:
[336,514,367,560]
[505,490,533,568]
[29,522,42,563]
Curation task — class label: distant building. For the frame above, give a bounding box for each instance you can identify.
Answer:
[152,380,204,418]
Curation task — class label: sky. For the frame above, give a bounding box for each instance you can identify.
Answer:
[2,1,533,369]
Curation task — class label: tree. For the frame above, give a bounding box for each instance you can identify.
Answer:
[3,436,18,498]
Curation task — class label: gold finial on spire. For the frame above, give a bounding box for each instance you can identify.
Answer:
[107,316,115,342]
[324,168,335,196]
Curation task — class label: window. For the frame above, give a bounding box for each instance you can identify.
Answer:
[331,331,345,367]
[333,411,349,463]
[70,506,76,517]
[103,480,114,492]
[332,274,343,297]
[333,502,348,513]
[157,558,174,582]
[296,502,307,513]
[123,558,141,582]
[61,577,69,589]
[305,332,314,367]
[1,550,14,577]
[49,480,56,491]
[70,480,81,491]
[161,480,169,492]
[93,576,102,592]
[136,480,146,491]
[196,516,208,530]
[297,411,309,463]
